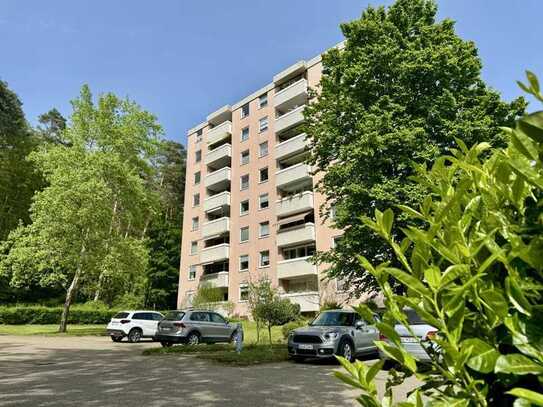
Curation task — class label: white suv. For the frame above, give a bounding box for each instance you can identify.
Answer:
[106,310,164,343]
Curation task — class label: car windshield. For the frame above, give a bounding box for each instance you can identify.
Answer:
[311,311,354,327]
[113,312,129,319]
[163,311,185,321]
[405,309,425,325]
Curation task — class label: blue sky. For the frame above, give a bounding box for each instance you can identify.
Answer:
[2,0,541,145]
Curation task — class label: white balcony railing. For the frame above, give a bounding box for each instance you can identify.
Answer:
[205,143,232,167]
[274,79,308,110]
[200,244,230,264]
[275,133,310,161]
[201,217,230,239]
[277,257,317,280]
[276,223,315,248]
[206,121,232,146]
[281,291,320,312]
[275,106,305,134]
[205,167,231,189]
[204,191,231,213]
[276,191,314,218]
[200,271,229,288]
[276,163,312,190]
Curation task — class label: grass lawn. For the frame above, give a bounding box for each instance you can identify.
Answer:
[0,324,106,336]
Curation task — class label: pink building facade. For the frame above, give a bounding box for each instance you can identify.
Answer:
[178,45,350,316]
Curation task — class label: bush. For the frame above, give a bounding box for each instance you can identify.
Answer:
[281,319,307,340]
[320,301,342,311]
[0,305,118,325]
[336,73,543,406]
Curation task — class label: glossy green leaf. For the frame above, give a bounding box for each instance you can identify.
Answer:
[495,354,543,375]
[463,338,500,373]
[508,388,543,406]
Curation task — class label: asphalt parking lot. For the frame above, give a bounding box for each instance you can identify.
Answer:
[0,335,418,406]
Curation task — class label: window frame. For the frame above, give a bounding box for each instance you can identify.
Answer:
[241,103,250,118]
[241,126,249,142]
[240,226,249,243]
[259,116,268,133]
[193,193,200,207]
[258,93,268,108]
[259,221,270,238]
[240,174,249,191]
[259,167,269,183]
[190,241,198,255]
[239,283,249,302]
[240,199,249,215]
[239,254,249,272]
[259,193,269,210]
[195,149,202,162]
[194,171,201,185]
[259,141,268,157]
[240,149,250,165]
[259,250,270,268]
[188,265,197,280]
[192,216,199,231]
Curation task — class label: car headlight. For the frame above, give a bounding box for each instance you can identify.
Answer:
[324,331,340,341]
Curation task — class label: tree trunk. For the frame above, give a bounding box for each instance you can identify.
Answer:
[59,237,87,333]
[268,323,272,347]
[255,319,260,343]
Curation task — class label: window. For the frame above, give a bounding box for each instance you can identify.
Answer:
[210,313,226,324]
[259,93,268,108]
[259,141,268,157]
[193,193,200,207]
[259,167,269,183]
[190,312,210,322]
[259,193,269,209]
[241,103,250,118]
[239,284,249,302]
[239,255,249,271]
[283,244,316,260]
[188,265,196,280]
[241,150,250,165]
[192,217,199,231]
[260,250,270,267]
[190,241,198,255]
[259,116,268,133]
[196,129,203,143]
[240,174,249,190]
[195,150,202,162]
[240,226,249,243]
[330,205,337,220]
[259,221,270,238]
[194,171,201,185]
[187,291,195,305]
[241,126,249,142]
[240,199,249,215]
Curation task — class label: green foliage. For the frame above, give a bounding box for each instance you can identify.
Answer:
[320,301,343,311]
[281,319,307,340]
[192,282,226,308]
[337,73,543,406]
[0,305,117,325]
[304,0,526,295]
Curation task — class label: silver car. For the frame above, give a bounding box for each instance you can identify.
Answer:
[379,309,437,363]
[155,309,238,347]
[287,309,378,362]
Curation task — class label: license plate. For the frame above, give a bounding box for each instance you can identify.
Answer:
[299,344,313,350]
[400,337,418,343]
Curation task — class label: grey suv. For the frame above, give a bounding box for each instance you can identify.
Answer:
[287,309,378,362]
[155,309,238,347]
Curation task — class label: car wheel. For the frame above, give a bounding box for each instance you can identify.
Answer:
[110,336,123,343]
[187,332,200,346]
[128,328,142,343]
[160,341,173,348]
[338,340,354,362]
[229,332,237,343]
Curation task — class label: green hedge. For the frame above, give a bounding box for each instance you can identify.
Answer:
[0,306,119,325]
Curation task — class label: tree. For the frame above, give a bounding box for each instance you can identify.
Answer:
[37,108,68,145]
[252,281,300,345]
[247,279,275,343]
[336,73,543,406]
[0,79,43,241]
[304,0,526,296]
[0,85,161,332]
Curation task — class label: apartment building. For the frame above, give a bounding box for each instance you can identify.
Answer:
[178,45,348,317]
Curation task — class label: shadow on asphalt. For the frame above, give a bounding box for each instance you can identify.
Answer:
[0,340,360,407]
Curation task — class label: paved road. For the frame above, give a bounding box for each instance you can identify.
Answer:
[0,335,417,406]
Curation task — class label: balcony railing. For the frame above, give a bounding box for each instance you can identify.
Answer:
[276,191,314,218]
[277,257,317,280]
[275,133,309,161]
[275,106,304,135]
[281,291,320,312]
[206,121,232,146]
[274,79,308,110]
[205,143,231,167]
[276,163,312,190]
[276,223,315,247]
[201,217,230,239]
[200,243,230,264]
[200,271,229,288]
[205,167,231,190]
[204,191,231,213]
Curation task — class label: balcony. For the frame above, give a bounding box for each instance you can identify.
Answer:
[205,167,231,191]
[202,217,230,239]
[276,191,314,218]
[206,121,232,146]
[201,271,229,289]
[277,257,317,280]
[274,79,308,111]
[204,191,231,213]
[281,291,320,313]
[277,223,315,248]
[275,106,304,135]
[275,133,310,161]
[205,143,231,168]
[201,244,230,264]
[276,163,312,190]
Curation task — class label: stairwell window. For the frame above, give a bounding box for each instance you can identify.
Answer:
[259,116,268,133]
[259,167,269,183]
[188,265,196,280]
[239,284,249,302]
[241,103,250,118]
[259,250,270,267]
[190,241,198,255]
[241,126,249,142]
[240,226,249,243]
[194,171,201,185]
[259,193,269,209]
[259,141,268,157]
[239,255,249,272]
[192,217,199,231]
[259,93,268,108]
[241,174,249,190]
[241,150,250,165]
[259,221,270,238]
[193,193,200,207]
[240,199,249,215]
[195,150,201,163]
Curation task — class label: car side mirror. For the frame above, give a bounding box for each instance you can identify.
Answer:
[355,320,365,330]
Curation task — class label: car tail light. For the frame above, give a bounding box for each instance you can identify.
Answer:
[120,319,131,324]
[173,322,186,330]
[379,333,388,341]
[426,330,438,340]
